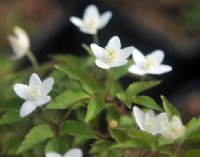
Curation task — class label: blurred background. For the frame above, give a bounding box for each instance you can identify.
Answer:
[1,0,200,121]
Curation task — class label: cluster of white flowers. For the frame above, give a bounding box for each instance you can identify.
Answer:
[10,4,181,156]
[133,106,185,141]
[70,4,172,75]
[46,148,82,157]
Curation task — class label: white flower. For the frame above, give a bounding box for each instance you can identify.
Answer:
[8,26,30,60]
[13,73,54,117]
[70,4,112,34]
[133,106,168,135]
[161,115,185,141]
[90,36,133,69]
[46,148,83,157]
[128,49,172,75]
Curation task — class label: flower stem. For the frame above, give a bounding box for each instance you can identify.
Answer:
[104,68,114,102]
[26,50,39,70]
[92,33,99,44]
[173,143,181,155]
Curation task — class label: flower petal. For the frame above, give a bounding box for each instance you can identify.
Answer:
[90,44,105,59]
[20,101,37,117]
[128,65,146,75]
[133,106,145,131]
[152,112,168,135]
[148,65,172,75]
[119,46,134,59]
[13,83,30,99]
[107,36,121,49]
[38,96,51,106]
[148,50,164,64]
[98,11,112,29]
[64,148,83,157]
[70,17,84,28]
[42,77,54,94]
[83,4,99,20]
[8,36,26,59]
[145,110,155,119]
[29,73,42,86]
[80,27,97,34]
[14,26,30,50]
[132,48,146,65]
[110,59,127,67]
[95,59,110,69]
[46,152,62,157]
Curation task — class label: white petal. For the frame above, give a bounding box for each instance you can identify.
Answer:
[13,84,30,99]
[14,26,30,50]
[95,59,110,69]
[46,152,62,157]
[42,77,54,94]
[80,27,97,34]
[148,65,172,75]
[98,11,112,29]
[29,73,42,86]
[128,65,146,75]
[132,48,146,65]
[64,148,83,157]
[20,101,37,117]
[8,36,26,59]
[152,113,168,134]
[119,46,134,59]
[38,96,51,106]
[90,44,105,59]
[133,106,145,131]
[110,59,127,67]
[107,36,121,49]
[145,110,155,119]
[70,17,84,28]
[83,5,99,21]
[148,50,164,64]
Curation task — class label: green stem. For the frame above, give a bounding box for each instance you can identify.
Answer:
[26,50,39,70]
[92,33,99,44]
[104,68,114,102]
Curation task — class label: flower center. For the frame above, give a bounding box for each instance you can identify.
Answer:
[86,16,98,29]
[142,57,155,70]
[145,117,155,131]
[29,86,41,101]
[104,47,118,62]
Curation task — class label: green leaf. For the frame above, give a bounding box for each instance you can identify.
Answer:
[47,89,90,109]
[113,60,132,80]
[116,92,131,108]
[125,128,157,150]
[132,96,163,111]
[60,120,97,139]
[109,128,130,143]
[85,97,105,123]
[45,137,68,154]
[55,65,96,94]
[127,81,161,96]
[161,95,180,118]
[119,115,134,128]
[52,54,82,68]
[90,140,114,154]
[17,125,54,154]
[0,110,21,124]
[111,139,147,149]
[73,137,89,147]
[184,149,200,157]
[0,98,21,111]
[182,117,200,141]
